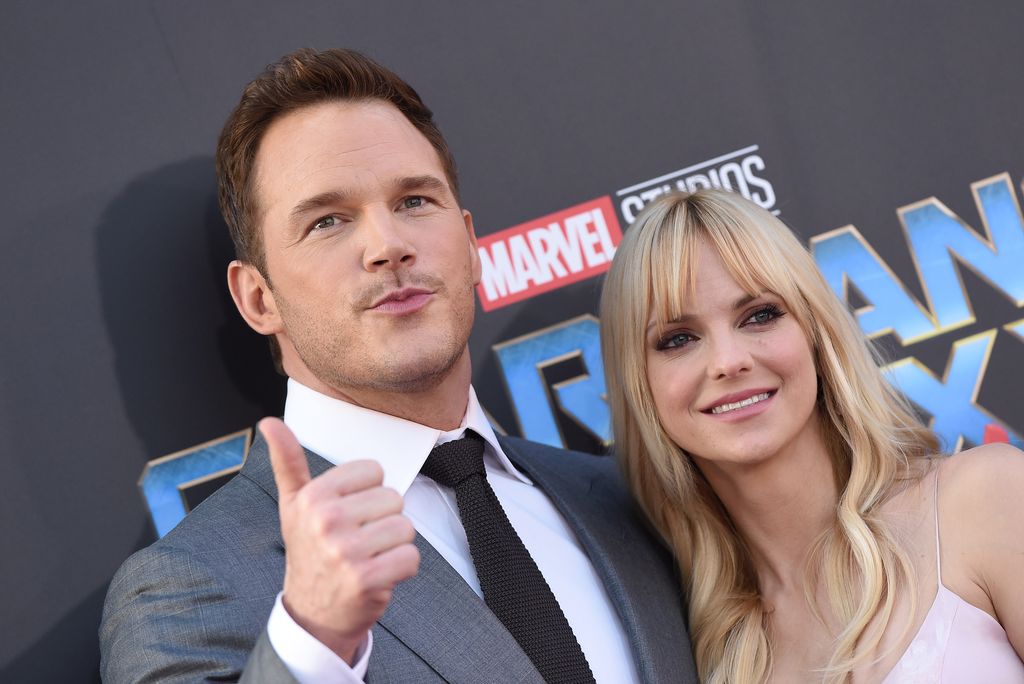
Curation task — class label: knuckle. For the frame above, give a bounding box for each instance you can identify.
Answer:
[364,460,385,484]
[320,499,358,533]
[337,460,384,491]
[311,509,334,538]
[367,588,393,610]
[394,515,415,536]
[352,566,379,595]
[331,503,354,529]
[394,544,420,577]
[327,536,357,563]
[378,488,403,514]
[344,570,367,596]
[291,486,313,512]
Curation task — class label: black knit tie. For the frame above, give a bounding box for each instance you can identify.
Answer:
[421,432,595,684]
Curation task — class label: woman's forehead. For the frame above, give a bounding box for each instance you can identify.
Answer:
[647,246,775,315]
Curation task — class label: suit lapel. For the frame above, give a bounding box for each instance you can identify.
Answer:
[376,535,543,683]
[499,437,695,684]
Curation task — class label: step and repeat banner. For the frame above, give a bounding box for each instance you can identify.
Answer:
[2,2,1022,680]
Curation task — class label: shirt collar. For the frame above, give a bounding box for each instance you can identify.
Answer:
[282,378,531,494]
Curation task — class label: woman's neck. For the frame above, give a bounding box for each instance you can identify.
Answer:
[697,418,838,596]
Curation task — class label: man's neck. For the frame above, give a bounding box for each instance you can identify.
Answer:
[291,351,473,431]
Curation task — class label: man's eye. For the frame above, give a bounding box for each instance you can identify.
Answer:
[312,215,340,231]
[403,196,427,209]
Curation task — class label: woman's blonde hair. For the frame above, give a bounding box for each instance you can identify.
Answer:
[599,189,939,683]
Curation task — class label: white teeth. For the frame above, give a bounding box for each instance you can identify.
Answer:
[710,392,771,414]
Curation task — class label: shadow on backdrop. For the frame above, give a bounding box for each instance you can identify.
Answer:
[1,586,107,684]
[97,157,285,463]
[27,158,287,680]
[0,526,153,683]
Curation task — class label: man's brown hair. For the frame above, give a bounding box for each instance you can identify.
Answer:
[215,47,460,274]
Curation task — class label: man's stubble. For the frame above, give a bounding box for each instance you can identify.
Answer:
[274,272,477,396]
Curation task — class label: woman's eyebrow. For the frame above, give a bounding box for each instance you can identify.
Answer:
[645,293,766,333]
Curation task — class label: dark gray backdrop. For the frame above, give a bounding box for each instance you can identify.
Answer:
[2,2,1022,680]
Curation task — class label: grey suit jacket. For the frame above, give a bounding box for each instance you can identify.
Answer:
[100,434,696,683]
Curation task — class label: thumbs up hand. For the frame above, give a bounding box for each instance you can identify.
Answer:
[260,417,420,663]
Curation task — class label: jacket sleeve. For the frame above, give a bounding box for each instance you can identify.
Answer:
[99,542,295,684]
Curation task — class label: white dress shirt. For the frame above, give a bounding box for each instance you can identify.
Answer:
[266,379,639,683]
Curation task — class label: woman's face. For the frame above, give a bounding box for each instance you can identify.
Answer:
[645,241,821,473]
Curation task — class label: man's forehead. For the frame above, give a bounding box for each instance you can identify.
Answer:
[259,102,426,173]
[253,100,446,208]
[254,100,440,189]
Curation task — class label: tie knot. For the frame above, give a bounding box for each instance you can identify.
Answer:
[421,431,487,488]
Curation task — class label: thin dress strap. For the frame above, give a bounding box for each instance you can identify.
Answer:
[932,464,943,584]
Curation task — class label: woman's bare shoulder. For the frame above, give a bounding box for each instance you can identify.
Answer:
[937,443,1024,629]
[938,442,1024,503]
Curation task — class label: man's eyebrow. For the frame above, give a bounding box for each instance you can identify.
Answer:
[645,293,765,333]
[288,190,350,224]
[396,174,448,194]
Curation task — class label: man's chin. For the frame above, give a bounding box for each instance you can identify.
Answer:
[367,349,468,394]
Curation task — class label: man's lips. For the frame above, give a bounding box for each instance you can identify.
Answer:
[368,287,434,314]
[701,388,777,415]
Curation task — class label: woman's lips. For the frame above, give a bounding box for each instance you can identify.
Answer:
[702,390,777,421]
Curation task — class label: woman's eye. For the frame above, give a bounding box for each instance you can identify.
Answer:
[744,305,785,326]
[657,331,696,351]
[312,215,340,231]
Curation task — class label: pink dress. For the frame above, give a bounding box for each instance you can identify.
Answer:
[881,472,1024,683]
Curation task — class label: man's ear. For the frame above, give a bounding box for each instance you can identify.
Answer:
[463,209,481,285]
[227,261,283,335]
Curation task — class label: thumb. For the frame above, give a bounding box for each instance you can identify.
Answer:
[260,417,311,500]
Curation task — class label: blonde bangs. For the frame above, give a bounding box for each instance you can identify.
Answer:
[644,191,816,343]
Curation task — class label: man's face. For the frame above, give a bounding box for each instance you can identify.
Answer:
[251,100,480,397]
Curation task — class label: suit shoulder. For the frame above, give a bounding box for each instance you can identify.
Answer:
[101,472,282,682]
[500,435,618,470]
[107,466,281,598]
[162,467,277,546]
[498,435,629,500]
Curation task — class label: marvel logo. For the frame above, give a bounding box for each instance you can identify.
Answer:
[476,197,623,311]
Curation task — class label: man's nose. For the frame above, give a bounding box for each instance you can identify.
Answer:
[362,208,416,271]
[707,333,754,380]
